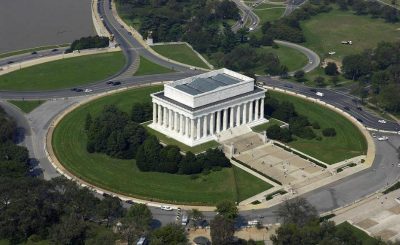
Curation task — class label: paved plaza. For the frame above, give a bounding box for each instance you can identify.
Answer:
[333,189,400,242]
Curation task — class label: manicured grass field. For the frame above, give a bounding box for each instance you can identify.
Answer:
[269,91,367,164]
[52,86,272,204]
[252,118,284,133]
[336,222,379,245]
[152,44,210,69]
[301,9,400,61]
[134,56,174,76]
[254,6,285,24]
[260,45,308,72]
[0,44,69,59]
[8,100,45,113]
[233,166,273,201]
[0,52,125,91]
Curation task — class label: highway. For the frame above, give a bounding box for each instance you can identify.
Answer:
[260,77,400,132]
[231,0,260,32]
[1,0,400,228]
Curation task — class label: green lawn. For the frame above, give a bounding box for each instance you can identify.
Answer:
[233,166,273,201]
[152,44,210,69]
[252,118,284,133]
[52,86,271,205]
[336,222,379,245]
[8,100,45,113]
[301,9,400,61]
[0,52,125,91]
[258,45,308,72]
[254,6,285,24]
[134,56,174,76]
[269,91,367,164]
[144,122,220,154]
[0,44,69,59]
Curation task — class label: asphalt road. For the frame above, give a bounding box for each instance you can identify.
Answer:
[232,0,261,32]
[274,40,320,73]
[2,0,400,228]
[260,77,400,132]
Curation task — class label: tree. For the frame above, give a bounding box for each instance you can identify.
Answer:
[121,204,152,245]
[50,214,87,245]
[330,75,339,86]
[151,224,187,245]
[294,70,305,82]
[322,128,337,137]
[210,215,234,245]
[325,62,339,76]
[97,195,124,227]
[342,54,372,80]
[85,113,92,131]
[215,200,238,220]
[276,198,318,226]
[314,76,325,87]
[187,209,204,229]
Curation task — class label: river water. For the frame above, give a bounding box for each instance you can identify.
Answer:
[0,0,95,53]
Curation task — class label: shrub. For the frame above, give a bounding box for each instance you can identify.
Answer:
[324,62,339,76]
[312,121,320,129]
[322,128,336,137]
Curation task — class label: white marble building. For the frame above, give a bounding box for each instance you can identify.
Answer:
[149,69,267,146]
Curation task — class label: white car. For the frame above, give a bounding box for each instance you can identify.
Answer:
[328,51,336,55]
[160,205,173,211]
[377,136,389,141]
[249,27,254,31]
[378,119,386,124]
[84,89,93,93]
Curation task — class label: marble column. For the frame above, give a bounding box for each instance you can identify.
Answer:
[197,117,201,139]
[153,103,157,123]
[191,119,196,139]
[223,108,228,131]
[236,105,241,126]
[157,104,162,125]
[185,116,190,137]
[180,114,184,135]
[164,107,168,126]
[260,98,264,119]
[174,112,179,132]
[255,99,259,120]
[203,115,208,137]
[210,112,215,135]
[230,107,234,128]
[169,109,174,130]
[242,103,247,124]
[216,110,221,133]
[249,101,253,122]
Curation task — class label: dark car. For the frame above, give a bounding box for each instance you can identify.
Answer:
[112,81,121,86]
[125,200,135,205]
[7,61,14,64]
[356,106,363,111]
[51,48,58,52]
[106,81,114,85]
[71,88,83,92]
[284,84,293,88]
[310,88,317,93]
[31,51,37,55]
[356,118,363,122]
[344,106,350,111]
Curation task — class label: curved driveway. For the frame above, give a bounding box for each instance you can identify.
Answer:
[1,0,400,227]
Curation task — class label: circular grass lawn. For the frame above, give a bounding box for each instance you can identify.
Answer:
[0,51,126,91]
[52,86,272,205]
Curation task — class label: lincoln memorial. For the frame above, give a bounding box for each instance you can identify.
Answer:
[149,68,267,146]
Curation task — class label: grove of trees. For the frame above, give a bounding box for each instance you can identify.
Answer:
[86,104,231,175]
[66,35,109,53]
[263,93,337,142]
[341,41,400,113]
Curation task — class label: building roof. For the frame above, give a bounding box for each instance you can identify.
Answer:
[174,73,242,95]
